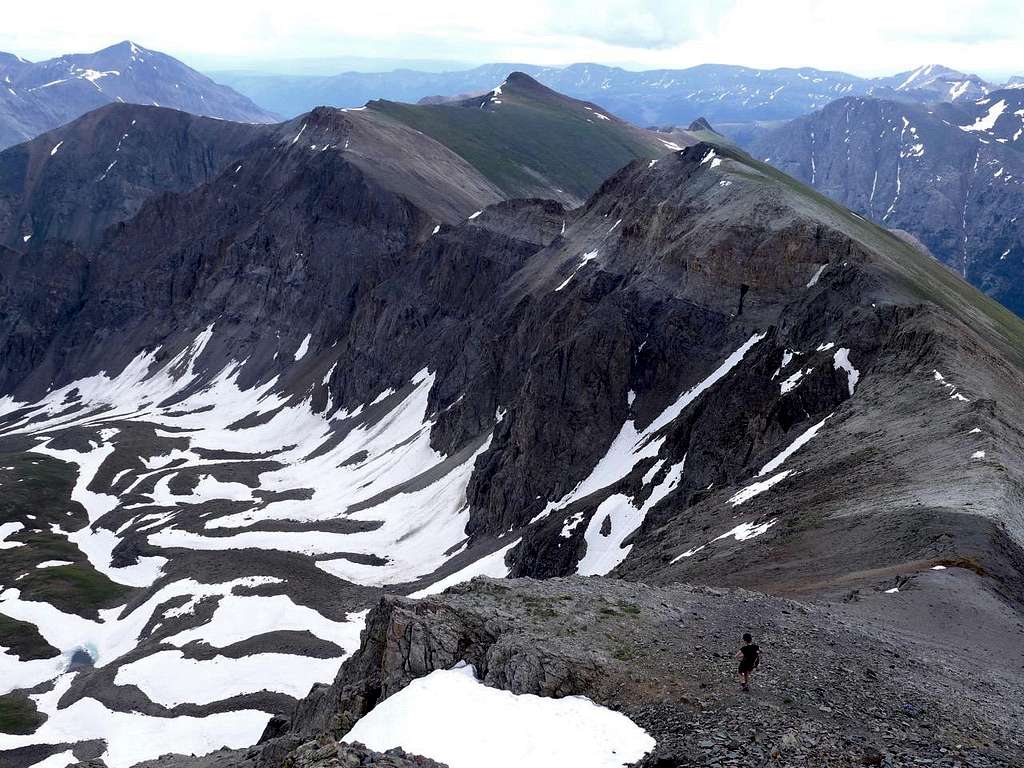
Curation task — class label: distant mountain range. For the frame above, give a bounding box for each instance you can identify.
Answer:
[0,41,277,149]
[746,88,1024,314]
[212,61,1010,126]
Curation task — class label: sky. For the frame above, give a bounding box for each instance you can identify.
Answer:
[0,0,1020,79]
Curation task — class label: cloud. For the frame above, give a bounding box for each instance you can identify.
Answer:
[0,0,1019,79]
[544,1,725,49]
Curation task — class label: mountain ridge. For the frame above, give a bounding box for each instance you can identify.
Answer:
[0,71,692,255]
[366,71,694,205]
[0,76,1022,767]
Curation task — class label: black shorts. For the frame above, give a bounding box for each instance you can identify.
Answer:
[738,661,756,673]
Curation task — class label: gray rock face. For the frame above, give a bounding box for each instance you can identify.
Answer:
[0,41,277,150]
[746,95,1024,315]
[0,103,506,400]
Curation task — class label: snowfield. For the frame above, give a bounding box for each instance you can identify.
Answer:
[113,650,344,706]
[342,662,656,768]
[0,324,516,765]
[0,674,270,768]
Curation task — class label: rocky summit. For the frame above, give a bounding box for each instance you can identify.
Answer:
[0,60,1022,768]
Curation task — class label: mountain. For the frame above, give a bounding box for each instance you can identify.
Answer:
[214,61,997,127]
[878,63,992,102]
[213,62,873,125]
[746,94,1024,314]
[951,87,1024,149]
[0,103,266,249]
[367,72,692,204]
[1,83,1023,766]
[0,41,277,149]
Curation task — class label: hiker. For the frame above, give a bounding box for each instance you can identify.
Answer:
[735,632,760,691]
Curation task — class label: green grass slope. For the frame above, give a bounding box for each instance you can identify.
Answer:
[369,72,680,204]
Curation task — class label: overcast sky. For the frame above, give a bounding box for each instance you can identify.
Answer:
[1,0,1020,79]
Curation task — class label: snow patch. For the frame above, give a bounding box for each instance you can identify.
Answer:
[806,264,827,288]
[293,333,311,361]
[576,459,685,576]
[832,348,859,395]
[0,521,24,549]
[728,471,792,506]
[932,369,969,402]
[555,249,599,291]
[758,414,832,476]
[960,100,1007,132]
[409,539,520,599]
[779,368,810,395]
[342,663,655,768]
[166,595,367,653]
[0,673,270,768]
[114,651,343,707]
[671,518,778,563]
